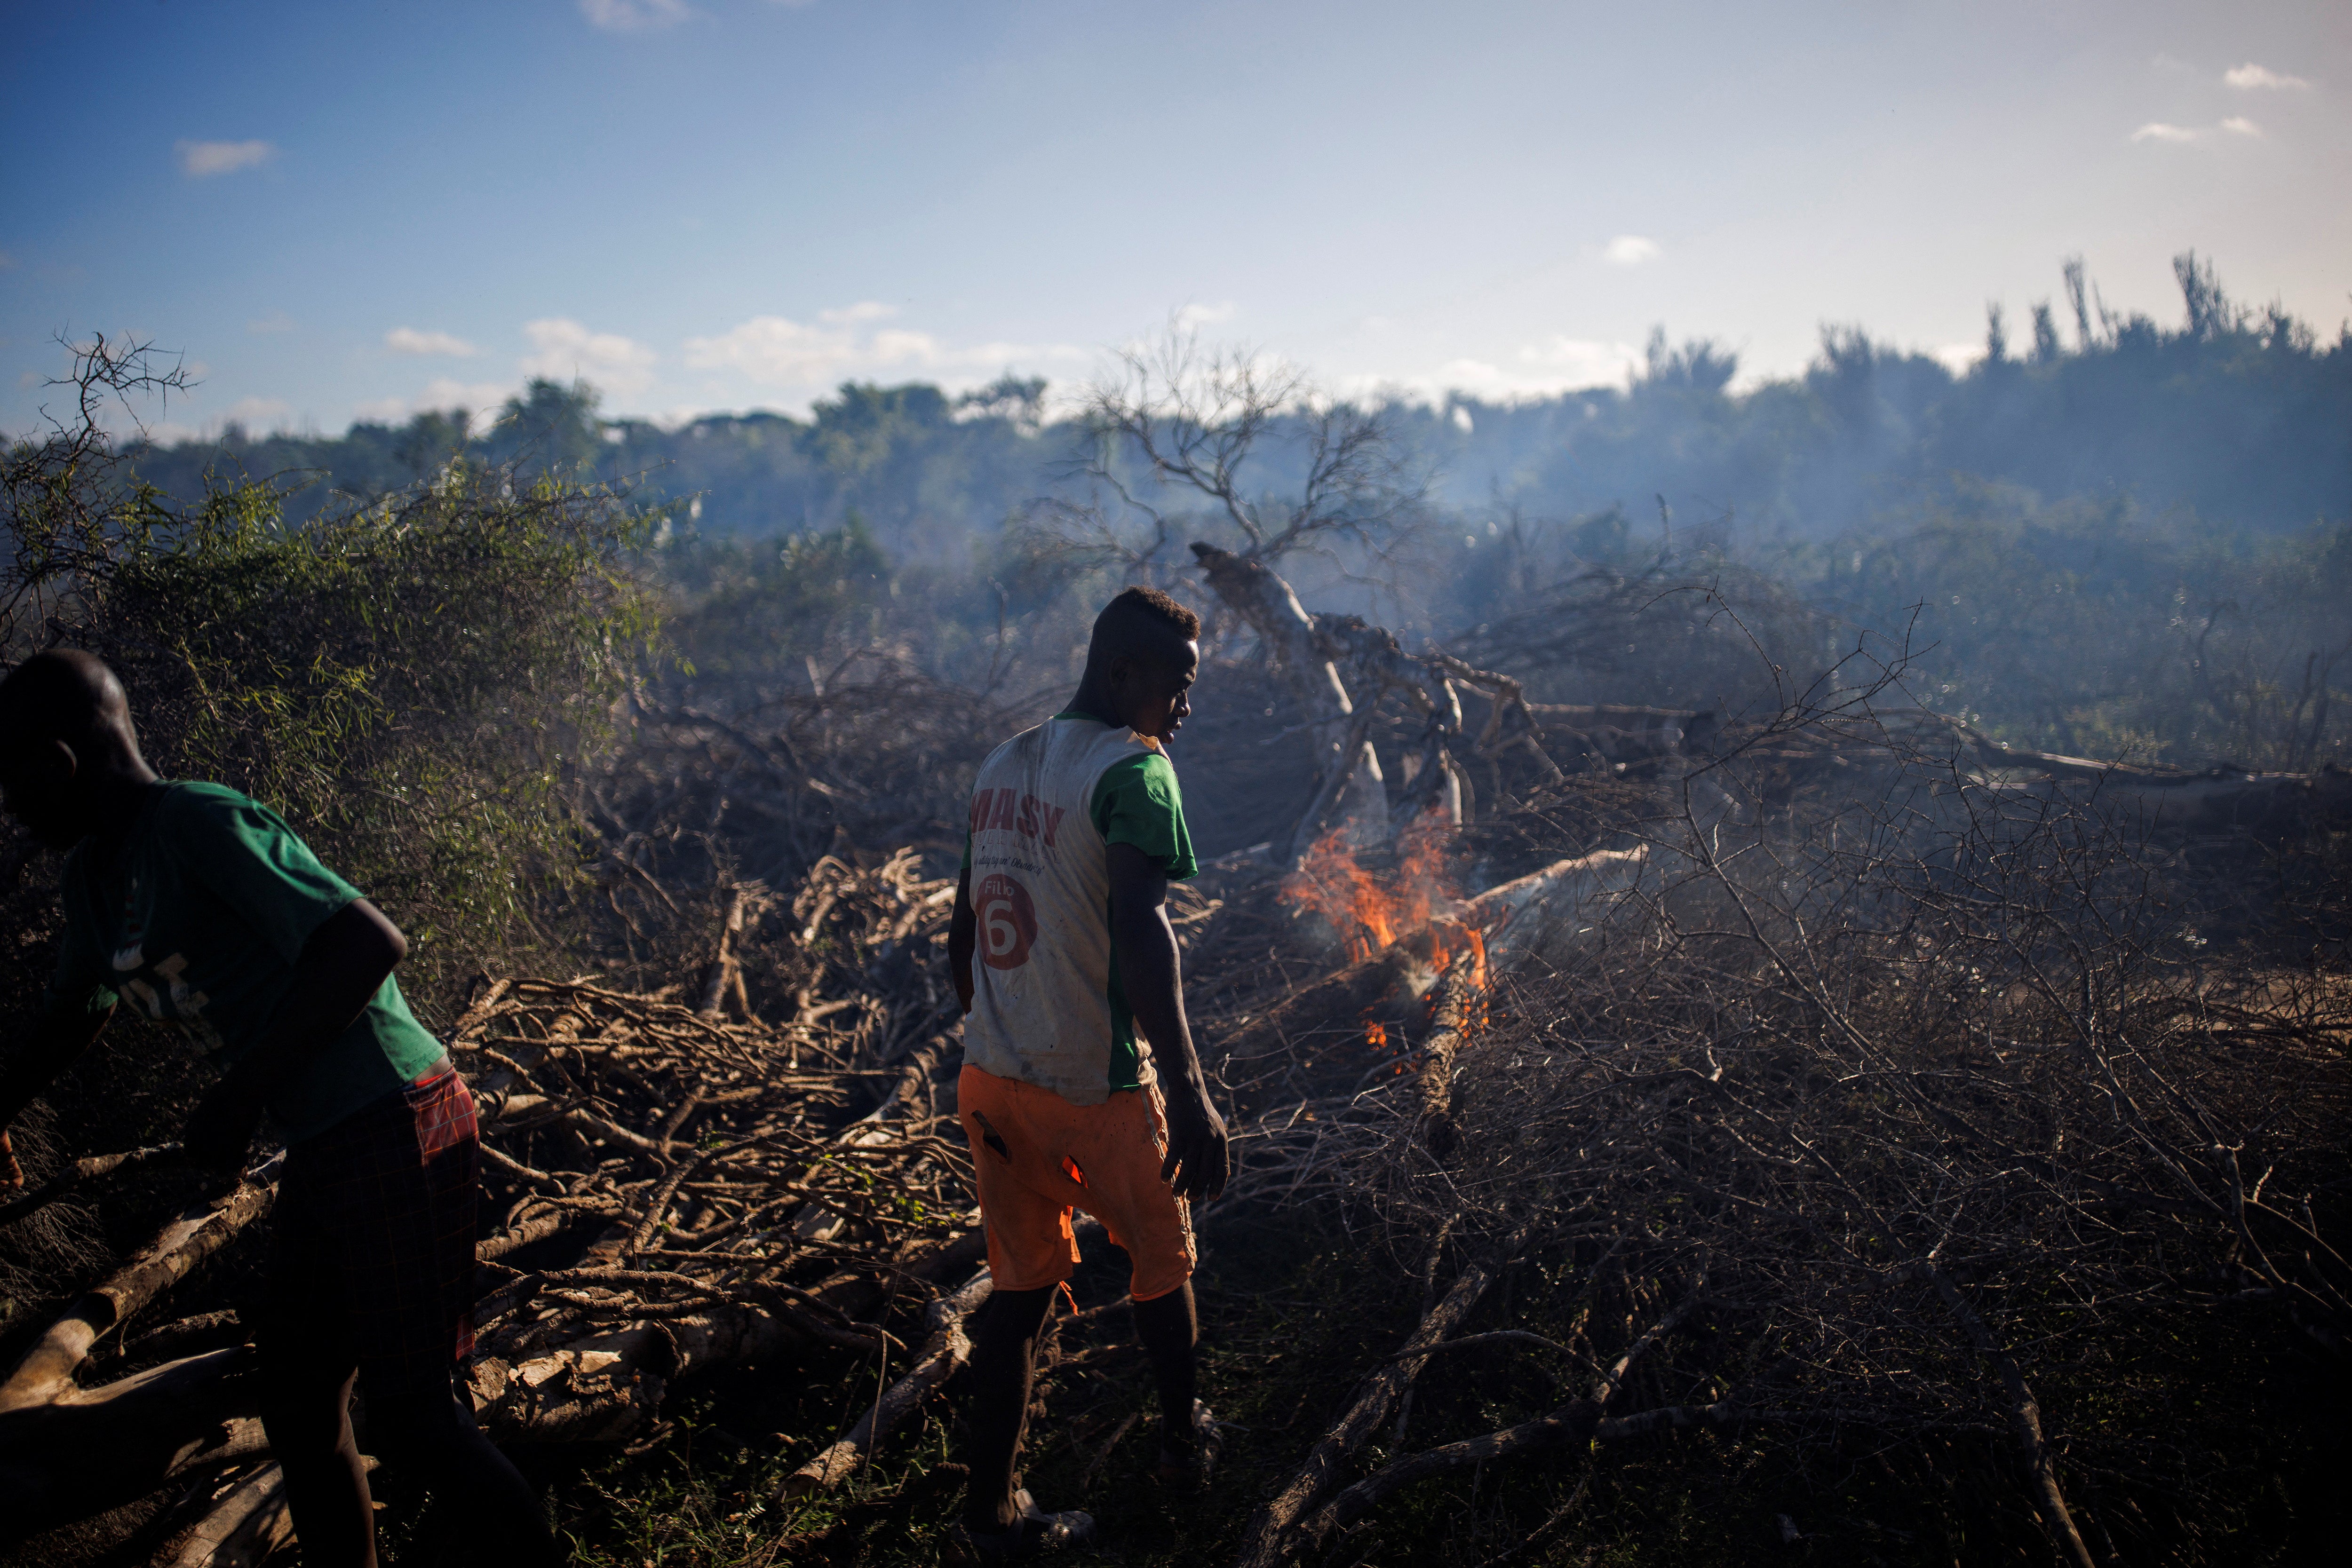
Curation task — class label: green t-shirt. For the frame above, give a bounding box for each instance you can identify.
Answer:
[46,781,448,1142]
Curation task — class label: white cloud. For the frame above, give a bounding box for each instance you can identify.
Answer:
[385,326,478,356]
[2132,118,2266,145]
[580,0,691,32]
[1518,336,1644,384]
[683,306,1081,395]
[176,139,276,177]
[246,311,295,334]
[218,396,294,433]
[870,328,942,364]
[1338,338,1641,405]
[1602,235,1661,266]
[2225,63,2310,91]
[683,315,852,384]
[1174,301,1239,329]
[520,317,656,396]
[1931,342,1987,376]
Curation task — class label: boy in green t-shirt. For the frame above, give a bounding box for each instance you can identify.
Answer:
[0,650,558,1568]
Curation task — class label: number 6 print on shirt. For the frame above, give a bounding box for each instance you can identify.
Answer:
[977,872,1038,969]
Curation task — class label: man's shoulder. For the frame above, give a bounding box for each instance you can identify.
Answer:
[980,716,1136,773]
[980,723,1047,767]
[1095,746,1180,798]
[149,781,308,861]
[152,780,259,820]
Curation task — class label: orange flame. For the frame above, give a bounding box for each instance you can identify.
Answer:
[1281,825,1396,963]
[1281,809,1488,993]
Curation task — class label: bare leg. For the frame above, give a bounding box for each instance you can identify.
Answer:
[364,1370,562,1568]
[961,1284,1056,1532]
[1133,1282,1199,1447]
[259,1357,376,1568]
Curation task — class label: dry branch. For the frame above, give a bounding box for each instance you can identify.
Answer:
[1231,1251,1499,1568]
[0,1161,279,1531]
[780,1266,994,1498]
[0,1141,184,1228]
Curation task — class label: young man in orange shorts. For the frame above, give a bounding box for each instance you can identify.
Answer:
[946,586,1230,1560]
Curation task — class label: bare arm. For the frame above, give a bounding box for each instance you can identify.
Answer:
[182,897,411,1174]
[0,1004,116,1191]
[948,864,976,1014]
[1108,841,1228,1202]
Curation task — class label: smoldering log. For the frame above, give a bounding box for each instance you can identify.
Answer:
[1212,949,1412,1072]
[1412,970,1477,1156]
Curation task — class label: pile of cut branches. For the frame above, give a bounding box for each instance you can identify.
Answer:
[0,850,997,1564]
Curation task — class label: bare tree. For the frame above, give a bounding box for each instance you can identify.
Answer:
[3,333,193,652]
[1027,324,1426,576]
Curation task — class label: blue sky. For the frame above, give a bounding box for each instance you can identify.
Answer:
[3,0,2345,439]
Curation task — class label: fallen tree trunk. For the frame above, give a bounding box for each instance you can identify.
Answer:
[1412,970,1478,1156]
[165,1461,294,1568]
[0,1161,280,1534]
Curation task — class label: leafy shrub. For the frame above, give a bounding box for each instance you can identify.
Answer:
[3,340,662,1012]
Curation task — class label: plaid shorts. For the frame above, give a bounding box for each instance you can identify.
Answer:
[265,1063,480,1394]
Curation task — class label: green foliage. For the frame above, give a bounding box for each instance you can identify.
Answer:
[3,342,662,1011]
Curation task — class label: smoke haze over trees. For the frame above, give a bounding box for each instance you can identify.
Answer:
[114,253,2352,772]
[127,255,2348,541]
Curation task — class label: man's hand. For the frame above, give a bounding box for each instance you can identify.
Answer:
[0,1004,116,1196]
[181,1080,264,1186]
[1106,842,1226,1202]
[1159,1083,1229,1203]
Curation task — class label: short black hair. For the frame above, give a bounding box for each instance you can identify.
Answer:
[1089,586,1201,666]
[0,649,130,748]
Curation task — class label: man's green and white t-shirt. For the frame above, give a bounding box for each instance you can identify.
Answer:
[960,713,1197,1106]
[45,781,449,1141]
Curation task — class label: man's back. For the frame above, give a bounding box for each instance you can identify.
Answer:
[961,713,1194,1105]
[51,780,445,1140]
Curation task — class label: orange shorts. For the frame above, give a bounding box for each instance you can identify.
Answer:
[957,1064,1196,1302]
